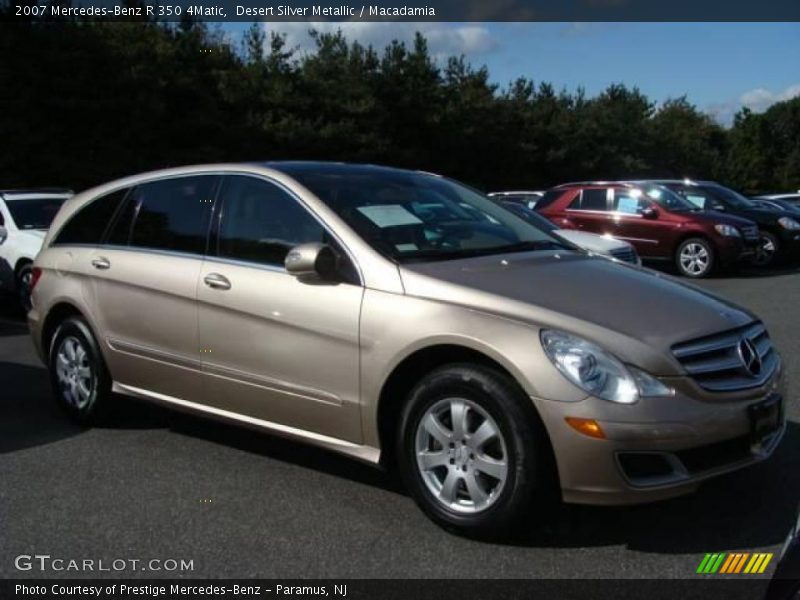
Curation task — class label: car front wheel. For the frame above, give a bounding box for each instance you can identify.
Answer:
[750,231,780,268]
[397,364,552,539]
[676,238,715,278]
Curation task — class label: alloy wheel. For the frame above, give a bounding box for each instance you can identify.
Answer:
[752,234,777,267]
[679,243,710,276]
[414,397,508,513]
[55,336,95,410]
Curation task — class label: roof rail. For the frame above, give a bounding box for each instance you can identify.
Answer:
[0,187,73,195]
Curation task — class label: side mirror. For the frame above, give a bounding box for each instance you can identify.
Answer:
[640,206,659,219]
[284,242,339,280]
[0,226,7,245]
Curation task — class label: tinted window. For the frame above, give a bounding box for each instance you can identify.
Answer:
[501,202,557,232]
[673,187,715,210]
[570,189,608,211]
[535,190,565,211]
[7,197,68,230]
[52,189,127,245]
[125,176,218,254]
[215,176,325,266]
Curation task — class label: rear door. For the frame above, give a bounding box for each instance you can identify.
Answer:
[87,175,220,402]
[564,187,612,234]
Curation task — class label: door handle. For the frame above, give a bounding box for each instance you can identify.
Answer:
[203,273,231,290]
[91,257,111,270]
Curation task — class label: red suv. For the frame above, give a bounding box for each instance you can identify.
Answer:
[535,182,760,278]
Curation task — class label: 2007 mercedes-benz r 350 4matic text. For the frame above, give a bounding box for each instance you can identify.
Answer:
[29,162,786,537]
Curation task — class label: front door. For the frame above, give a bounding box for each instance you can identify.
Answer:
[196,175,364,442]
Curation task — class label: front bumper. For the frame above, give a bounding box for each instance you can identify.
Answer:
[714,236,751,264]
[533,361,787,505]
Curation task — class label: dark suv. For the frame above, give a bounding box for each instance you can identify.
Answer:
[536,182,760,278]
[648,180,800,267]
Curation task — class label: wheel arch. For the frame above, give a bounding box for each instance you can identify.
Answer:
[375,343,555,473]
[41,301,89,358]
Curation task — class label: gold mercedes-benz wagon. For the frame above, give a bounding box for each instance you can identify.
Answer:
[29,162,786,537]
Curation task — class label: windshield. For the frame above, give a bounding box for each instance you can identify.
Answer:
[642,185,696,212]
[5,197,67,229]
[500,202,558,232]
[706,184,754,209]
[285,169,568,262]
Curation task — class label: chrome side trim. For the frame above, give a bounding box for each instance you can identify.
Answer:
[112,382,380,464]
[202,362,343,407]
[107,337,202,371]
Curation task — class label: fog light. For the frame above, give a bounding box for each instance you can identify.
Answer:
[565,417,606,439]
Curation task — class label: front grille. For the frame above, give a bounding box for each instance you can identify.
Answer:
[672,322,778,391]
[740,224,759,241]
[609,246,639,264]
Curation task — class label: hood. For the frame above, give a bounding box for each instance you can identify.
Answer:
[728,206,797,225]
[554,229,626,254]
[689,210,756,228]
[400,251,755,373]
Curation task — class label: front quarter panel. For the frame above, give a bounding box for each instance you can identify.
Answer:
[358,288,587,449]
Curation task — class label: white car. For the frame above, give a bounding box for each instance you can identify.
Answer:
[0,188,72,310]
[500,200,641,265]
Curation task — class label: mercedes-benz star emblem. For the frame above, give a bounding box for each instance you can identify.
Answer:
[737,338,762,377]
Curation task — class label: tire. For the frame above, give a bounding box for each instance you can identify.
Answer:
[48,316,112,425]
[16,263,33,313]
[396,364,553,539]
[750,231,780,268]
[675,238,715,278]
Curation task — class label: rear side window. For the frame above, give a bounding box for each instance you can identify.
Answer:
[569,189,609,211]
[534,190,564,211]
[116,176,218,254]
[52,188,129,246]
[214,175,325,266]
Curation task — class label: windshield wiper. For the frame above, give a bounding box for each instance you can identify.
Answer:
[398,240,570,263]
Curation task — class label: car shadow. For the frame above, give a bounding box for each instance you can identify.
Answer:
[0,360,84,453]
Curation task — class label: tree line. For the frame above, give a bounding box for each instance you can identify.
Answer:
[1,16,798,194]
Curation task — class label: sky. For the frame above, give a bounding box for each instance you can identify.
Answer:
[227,22,800,126]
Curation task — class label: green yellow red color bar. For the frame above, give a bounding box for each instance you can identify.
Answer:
[697,552,773,574]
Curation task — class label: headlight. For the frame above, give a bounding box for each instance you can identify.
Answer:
[778,217,800,230]
[714,224,741,237]
[540,330,674,404]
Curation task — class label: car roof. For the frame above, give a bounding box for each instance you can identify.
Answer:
[554,181,640,189]
[488,191,544,196]
[260,161,438,179]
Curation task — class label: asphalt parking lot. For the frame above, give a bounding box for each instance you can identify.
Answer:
[1,265,798,581]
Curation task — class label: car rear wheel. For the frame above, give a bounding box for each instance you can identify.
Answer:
[750,231,780,267]
[676,238,715,278]
[397,364,552,539]
[16,263,33,312]
[48,316,112,425]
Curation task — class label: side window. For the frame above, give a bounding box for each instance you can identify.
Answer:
[215,175,325,267]
[676,187,712,210]
[613,189,648,215]
[124,176,218,254]
[535,190,565,211]
[52,188,129,246]
[569,189,609,211]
